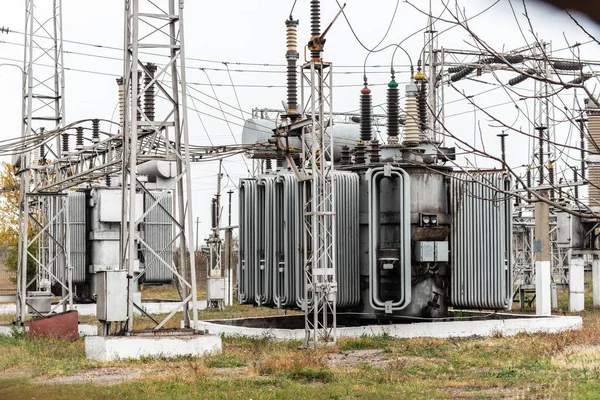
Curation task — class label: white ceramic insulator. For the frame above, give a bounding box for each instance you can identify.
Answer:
[287,26,297,52]
[403,94,420,146]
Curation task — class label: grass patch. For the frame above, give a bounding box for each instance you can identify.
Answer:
[282,366,334,383]
[338,332,393,351]
[2,285,600,398]
[203,353,246,368]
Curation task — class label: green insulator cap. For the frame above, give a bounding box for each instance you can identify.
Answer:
[388,79,398,88]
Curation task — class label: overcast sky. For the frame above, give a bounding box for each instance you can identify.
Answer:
[1,0,600,239]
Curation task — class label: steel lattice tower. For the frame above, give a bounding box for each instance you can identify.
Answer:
[121,0,199,332]
[300,60,337,346]
[16,0,72,324]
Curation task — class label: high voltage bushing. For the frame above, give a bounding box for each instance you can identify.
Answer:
[369,140,381,164]
[573,167,579,199]
[75,126,84,150]
[508,69,536,86]
[568,74,592,85]
[92,119,100,143]
[418,80,428,133]
[354,141,366,164]
[497,131,508,169]
[39,127,46,163]
[536,126,546,185]
[526,167,532,200]
[450,67,475,82]
[62,132,70,154]
[39,142,46,164]
[508,74,529,86]
[265,158,273,171]
[553,61,583,71]
[387,77,400,144]
[340,145,351,165]
[449,55,524,75]
[548,161,555,200]
[285,18,299,118]
[310,0,321,60]
[144,63,157,122]
[403,84,421,147]
[276,153,284,169]
[360,85,372,142]
[116,78,125,129]
[137,71,142,121]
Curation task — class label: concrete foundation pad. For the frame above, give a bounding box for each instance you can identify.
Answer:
[198,312,583,341]
[0,323,98,337]
[85,332,222,361]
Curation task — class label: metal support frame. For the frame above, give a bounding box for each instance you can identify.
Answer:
[531,40,556,189]
[512,207,570,308]
[207,160,224,309]
[16,0,72,324]
[300,61,337,346]
[121,0,198,332]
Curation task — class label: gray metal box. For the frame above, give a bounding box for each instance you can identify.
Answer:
[415,241,449,262]
[415,241,435,262]
[557,212,582,248]
[435,241,449,262]
[27,291,52,314]
[96,270,128,322]
[98,190,143,222]
[207,278,226,301]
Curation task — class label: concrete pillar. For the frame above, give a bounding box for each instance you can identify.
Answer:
[551,283,558,309]
[536,261,551,316]
[569,258,585,312]
[593,259,600,308]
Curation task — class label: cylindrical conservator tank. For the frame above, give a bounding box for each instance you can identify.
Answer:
[241,118,362,162]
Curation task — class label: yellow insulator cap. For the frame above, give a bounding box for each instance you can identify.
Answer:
[413,71,426,81]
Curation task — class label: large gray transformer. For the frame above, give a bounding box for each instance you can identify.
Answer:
[239,122,513,319]
[49,165,176,300]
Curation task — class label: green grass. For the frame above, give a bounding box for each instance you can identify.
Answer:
[2,288,600,398]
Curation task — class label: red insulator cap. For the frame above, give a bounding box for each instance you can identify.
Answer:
[361,86,371,94]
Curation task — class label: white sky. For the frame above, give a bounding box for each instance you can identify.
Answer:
[1,0,600,239]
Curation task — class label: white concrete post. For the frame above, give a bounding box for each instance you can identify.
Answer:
[536,261,551,316]
[593,259,600,308]
[569,258,585,312]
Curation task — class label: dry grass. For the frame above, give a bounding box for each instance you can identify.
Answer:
[2,286,600,398]
[140,283,206,301]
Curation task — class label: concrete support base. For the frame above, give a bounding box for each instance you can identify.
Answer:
[536,261,551,316]
[593,259,600,308]
[197,314,582,341]
[85,333,222,361]
[569,258,585,312]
